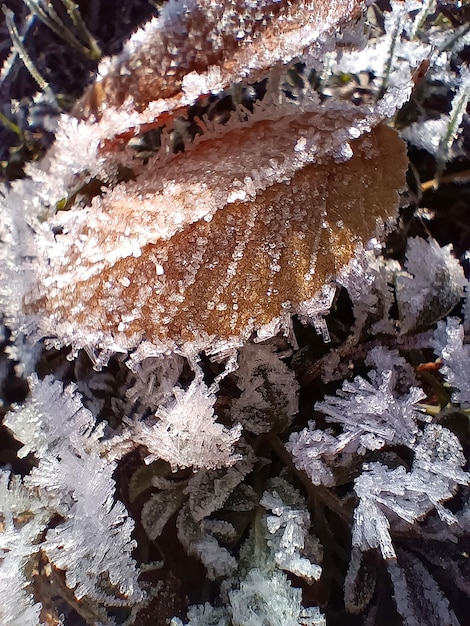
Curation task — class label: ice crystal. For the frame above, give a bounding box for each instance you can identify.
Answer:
[401,51,470,164]
[0,471,49,626]
[337,248,401,340]
[228,568,322,626]
[431,317,470,408]
[352,424,469,559]
[170,602,229,626]
[172,571,326,626]
[123,348,185,419]
[3,375,143,607]
[132,378,242,471]
[330,0,431,117]
[260,481,322,583]
[315,355,427,448]
[287,346,428,486]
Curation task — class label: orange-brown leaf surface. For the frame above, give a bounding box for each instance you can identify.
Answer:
[29,123,407,348]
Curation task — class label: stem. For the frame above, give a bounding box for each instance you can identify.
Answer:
[0,111,23,137]
[3,7,48,91]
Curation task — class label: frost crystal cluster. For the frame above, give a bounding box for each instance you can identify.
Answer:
[1,0,470,625]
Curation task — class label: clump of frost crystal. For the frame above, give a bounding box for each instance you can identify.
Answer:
[431,317,470,408]
[171,570,326,626]
[260,479,322,583]
[2,375,143,614]
[352,424,469,559]
[131,378,242,470]
[337,237,466,343]
[0,471,49,626]
[287,347,428,486]
[228,569,323,626]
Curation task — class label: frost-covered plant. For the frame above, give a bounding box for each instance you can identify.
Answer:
[352,424,469,559]
[130,378,242,471]
[431,317,470,408]
[1,0,470,625]
[1,375,144,623]
[287,346,429,486]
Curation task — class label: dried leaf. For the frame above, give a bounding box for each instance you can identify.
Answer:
[77,0,368,121]
[29,123,407,351]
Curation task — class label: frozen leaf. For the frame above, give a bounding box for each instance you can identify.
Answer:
[232,342,299,434]
[344,547,377,614]
[187,446,256,521]
[22,121,407,357]
[176,502,237,579]
[387,549,460,626]
[141,486,187,541]
[395,238,466,333]
[78,0,368,123]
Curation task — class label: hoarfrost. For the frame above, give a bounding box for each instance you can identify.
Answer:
[315,358,427,448]
[352,425,469,559]
[187,446,256,521]
[232,342,299,434]
[177,502,237,579]
[395,238,466,334]
[228,569,320,626]
[170,603,229,626]
[260,483,322,583]
[288,346,428,487]
[0,471,49,626]
[337,249,400,339]
[171,570,325,626]
[132,378,242,470]
[431,317,470,408]
[3,375,143,606]
[387,549,460,626]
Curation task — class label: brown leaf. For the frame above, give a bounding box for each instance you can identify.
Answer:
[77,0,368,120]
[30,123,407,349]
